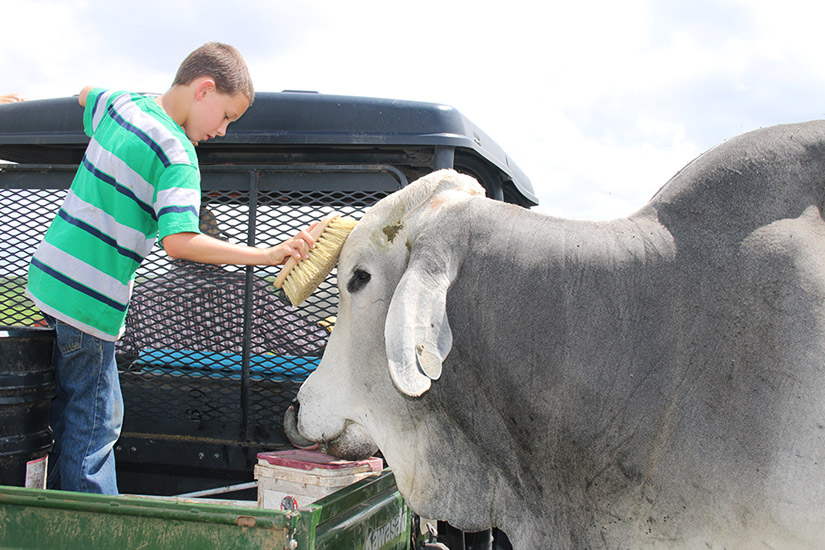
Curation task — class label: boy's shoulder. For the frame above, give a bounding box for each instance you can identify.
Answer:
[86,88,135,111]
[91,89,168,124]
[88,89,194,152]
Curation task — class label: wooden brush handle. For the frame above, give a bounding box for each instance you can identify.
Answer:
[273,211,340,288]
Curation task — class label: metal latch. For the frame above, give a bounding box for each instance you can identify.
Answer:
[423,522,450,550]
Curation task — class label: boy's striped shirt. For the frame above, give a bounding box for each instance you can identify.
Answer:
[27,89,201,340]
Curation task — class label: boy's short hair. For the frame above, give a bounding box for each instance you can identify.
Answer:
[174,42,254,104]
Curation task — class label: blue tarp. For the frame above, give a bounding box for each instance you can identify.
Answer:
[137,348,320,381]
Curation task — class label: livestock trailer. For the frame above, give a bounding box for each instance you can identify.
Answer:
[0,91,534,549]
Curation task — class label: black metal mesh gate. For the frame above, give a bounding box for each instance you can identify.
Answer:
[0,164,402,491]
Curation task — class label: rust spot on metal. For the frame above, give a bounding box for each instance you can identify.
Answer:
[382,222,404,243]
[236,515,257,528]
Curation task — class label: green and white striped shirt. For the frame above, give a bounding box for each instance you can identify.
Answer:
[27,88,201,341]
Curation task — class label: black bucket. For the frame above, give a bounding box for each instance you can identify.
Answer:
[0,326,56,487]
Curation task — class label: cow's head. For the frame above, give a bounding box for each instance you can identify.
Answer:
[286,169,487,514]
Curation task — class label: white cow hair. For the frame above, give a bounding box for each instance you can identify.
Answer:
[385,168,484,212]
[367,170,484,396]
[362,169,485,236]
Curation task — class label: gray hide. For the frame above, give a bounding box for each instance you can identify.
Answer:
[289,121,825,549]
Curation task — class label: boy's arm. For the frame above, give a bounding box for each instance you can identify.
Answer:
[162,227,316,266]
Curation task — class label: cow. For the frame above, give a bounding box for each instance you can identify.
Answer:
[285,120,825,549]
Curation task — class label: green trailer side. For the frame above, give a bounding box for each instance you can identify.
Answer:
[0,470,413,550]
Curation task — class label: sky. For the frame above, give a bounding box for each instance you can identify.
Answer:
[3,0,825,220]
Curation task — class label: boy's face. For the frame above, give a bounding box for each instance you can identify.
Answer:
[183,80,250,145]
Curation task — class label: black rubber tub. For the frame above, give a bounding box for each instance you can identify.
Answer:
[0,327,55,487]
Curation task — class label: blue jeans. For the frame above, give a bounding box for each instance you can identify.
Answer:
[46,315,123,494]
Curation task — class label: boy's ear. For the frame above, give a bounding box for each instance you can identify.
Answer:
[195,78,216,99]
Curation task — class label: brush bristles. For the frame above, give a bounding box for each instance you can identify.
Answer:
[282,216,358,306]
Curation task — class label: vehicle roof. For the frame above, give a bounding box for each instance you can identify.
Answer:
[0,91,537,205]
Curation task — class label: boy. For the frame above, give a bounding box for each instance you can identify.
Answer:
[26,42,316,494]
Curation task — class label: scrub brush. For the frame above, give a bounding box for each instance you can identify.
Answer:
[274,212,358,306]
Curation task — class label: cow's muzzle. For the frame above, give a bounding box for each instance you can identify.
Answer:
[284,400,379,461]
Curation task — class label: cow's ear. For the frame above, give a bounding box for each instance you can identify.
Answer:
[385,246,456,397]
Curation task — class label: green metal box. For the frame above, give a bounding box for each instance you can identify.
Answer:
[0,470,412,550]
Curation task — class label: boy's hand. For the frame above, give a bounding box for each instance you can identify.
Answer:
[78,86,94,107]
[0,93,25,104]
[266,225,317,265]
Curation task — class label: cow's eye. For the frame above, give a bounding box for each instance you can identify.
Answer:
[347,269,371,294]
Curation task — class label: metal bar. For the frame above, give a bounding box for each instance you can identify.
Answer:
[174,481,258,498]
[204,164,408,192]
[433,146,456,170]
[240,170,258,444]
[0,164,75,189]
